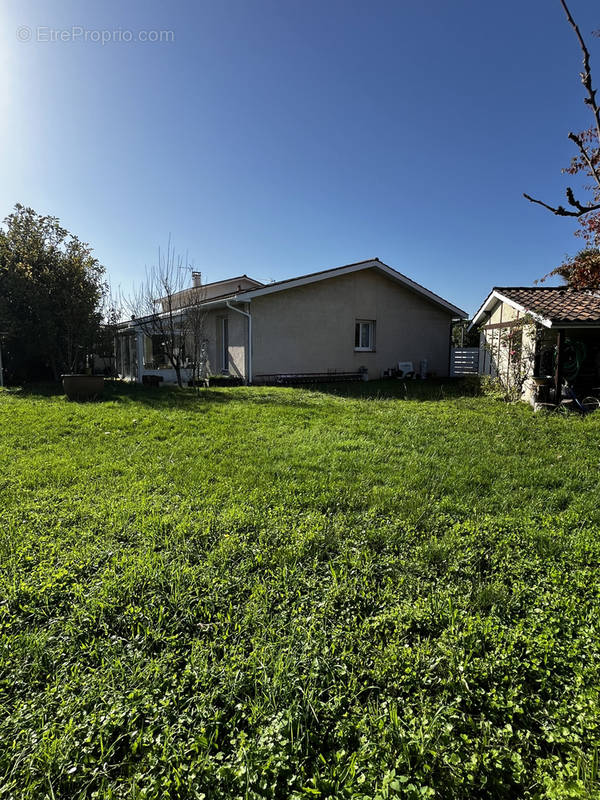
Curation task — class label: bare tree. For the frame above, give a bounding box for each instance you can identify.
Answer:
[524,1,600,231]
[127,241,187,387]
[185,288,209,390]
[126,239,205,388]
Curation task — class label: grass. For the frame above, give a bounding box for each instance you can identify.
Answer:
[1,378,600,799]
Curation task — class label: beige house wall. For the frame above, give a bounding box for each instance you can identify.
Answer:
[478,299,536,390]
[202,308,248,380]
[250,269,455,379]
[487,301,520,326]
[127,268,460,384]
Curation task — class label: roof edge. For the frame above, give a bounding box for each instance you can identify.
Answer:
[234,259,467,317]
[469,287,561,331]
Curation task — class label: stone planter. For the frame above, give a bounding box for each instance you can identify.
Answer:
[62,374,104,401]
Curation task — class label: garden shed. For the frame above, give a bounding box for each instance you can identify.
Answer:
[470,287,600,404]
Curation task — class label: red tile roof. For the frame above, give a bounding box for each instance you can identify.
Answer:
[495,286,600,324]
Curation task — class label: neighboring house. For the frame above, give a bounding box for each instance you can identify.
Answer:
[115,258,466,384]
[470,286,600,402]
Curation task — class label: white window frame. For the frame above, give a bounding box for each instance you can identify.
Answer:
[354,319,375,352]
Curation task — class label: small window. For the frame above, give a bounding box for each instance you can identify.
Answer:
[354,320,375,351]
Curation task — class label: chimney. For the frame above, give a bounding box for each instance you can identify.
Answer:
[191,271,202,288]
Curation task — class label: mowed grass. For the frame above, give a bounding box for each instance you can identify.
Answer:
[1,380,600,799]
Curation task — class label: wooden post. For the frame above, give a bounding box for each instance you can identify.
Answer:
[554,329,563,401]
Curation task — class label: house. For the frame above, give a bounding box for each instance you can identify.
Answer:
[115,258,467,384]
[470,286,600,403]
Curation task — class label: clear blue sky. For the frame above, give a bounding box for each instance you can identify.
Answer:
[1,0,598,315]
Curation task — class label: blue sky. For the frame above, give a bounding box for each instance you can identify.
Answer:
[1,0,598,315]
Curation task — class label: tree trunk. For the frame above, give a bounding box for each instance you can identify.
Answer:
[174,363,183,388]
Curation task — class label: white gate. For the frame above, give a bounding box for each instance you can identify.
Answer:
[451,347,479,376]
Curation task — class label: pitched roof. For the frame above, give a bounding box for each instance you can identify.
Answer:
[199,274,263,290]
[164,274,264,311]
[121,260,467,319]
[235,258,467,317]
[242,258,377,291]
[471,286,600,329]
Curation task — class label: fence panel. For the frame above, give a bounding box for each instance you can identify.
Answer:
[451,347,479,376]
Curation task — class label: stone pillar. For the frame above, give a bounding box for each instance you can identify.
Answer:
[136,330,144,383]
[128,335,135,381]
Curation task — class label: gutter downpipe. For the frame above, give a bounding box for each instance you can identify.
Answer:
[226,300,252,384]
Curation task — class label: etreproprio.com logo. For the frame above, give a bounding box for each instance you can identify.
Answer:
[16,26,175,44]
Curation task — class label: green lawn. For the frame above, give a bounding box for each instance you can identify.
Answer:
[1,380,600,799]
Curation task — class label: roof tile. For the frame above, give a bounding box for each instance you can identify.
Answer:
[494,287,600,324]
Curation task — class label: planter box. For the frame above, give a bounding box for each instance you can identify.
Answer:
[254,372,363,385]
[62,374,104,401]
[142,374,164,387]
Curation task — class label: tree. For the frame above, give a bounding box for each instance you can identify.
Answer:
[93,285,125,376]
[126,239,207,388]
[186,297,209,390]
[541,247,600,288]
[524,1,600,240]
[0,204,106,382]
[451,319,479,347]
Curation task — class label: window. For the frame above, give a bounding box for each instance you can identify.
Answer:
[354,320,375,351]
[150,334,168,368]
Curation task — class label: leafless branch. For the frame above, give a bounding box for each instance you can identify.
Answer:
[560,0,600,146]
[568,131,600,189]
[524,2,600,220]
[523,191,600,217]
